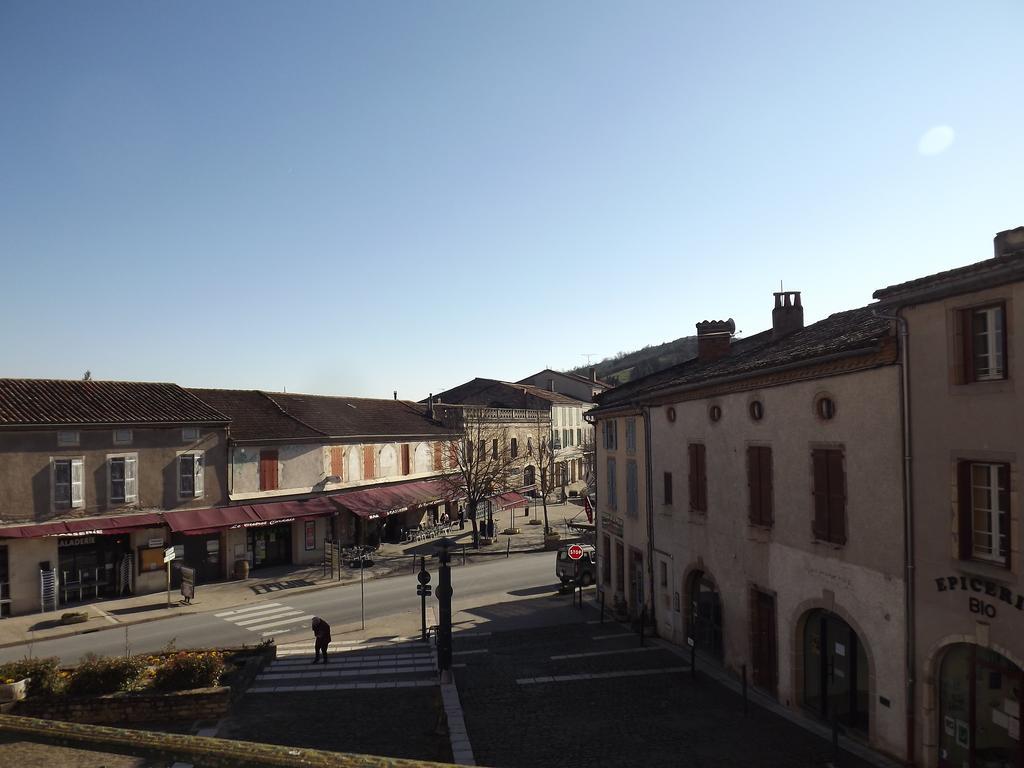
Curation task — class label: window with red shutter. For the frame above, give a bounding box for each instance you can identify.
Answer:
[689,443,707,512]
[330,446,343,479]
[811,448,845,545]
[748,446,774,527]
[401,444,410,475]
[363,445,375,479]
[434,442,444,471]
[259,450,279,491]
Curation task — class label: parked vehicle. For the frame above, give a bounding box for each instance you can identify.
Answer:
[555,543,596,587]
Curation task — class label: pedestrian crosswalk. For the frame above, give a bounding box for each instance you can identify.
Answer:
[214,602,314,637]
[248,639,438,693]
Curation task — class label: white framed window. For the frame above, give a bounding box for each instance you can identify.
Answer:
[626,459,638,517]
[603,420,618,451]
[53,457,85,509]
[970,463,1009,563]
[113,429,133,446]
[182,427,200,442]
[606,457,617,510]
[178,452,204,499]
[971,305,1006,381]
[108,454,138,504]
[57,431,80,447]
[626,418,636,454]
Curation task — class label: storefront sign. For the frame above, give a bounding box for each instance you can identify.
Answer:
[59,536,96,547]
[180,566,195,602]
[304,520,315,551]
[935,575,1024,618]
[148,537,164,548]
[600,514,624,537]
[231,518,296,529]
[58,530,103,539]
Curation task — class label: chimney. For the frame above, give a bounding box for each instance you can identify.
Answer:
[994,226,1024,258]
[426,393,434,419]
[695,319,735,362]
[548,378,556,392]
[589,367,597,382]
[772,291,804,340]
[393,390,398,400]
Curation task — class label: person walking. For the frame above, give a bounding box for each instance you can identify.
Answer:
[311,615,331,664]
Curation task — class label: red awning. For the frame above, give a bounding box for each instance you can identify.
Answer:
[331,479,453,521]
[0,512,165,540]
[492,492,528,510]
[165,497,339,535]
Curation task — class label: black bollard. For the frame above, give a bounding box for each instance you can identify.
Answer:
[742,664,748,716]
[435,538,454,676]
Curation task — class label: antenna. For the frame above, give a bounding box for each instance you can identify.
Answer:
[581,353,598,366]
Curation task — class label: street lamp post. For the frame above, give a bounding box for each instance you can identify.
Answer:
[435,536,454,679]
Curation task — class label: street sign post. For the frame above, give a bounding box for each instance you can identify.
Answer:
[164,547,176,608]
[567,544,584,560]
[417,557,432,642]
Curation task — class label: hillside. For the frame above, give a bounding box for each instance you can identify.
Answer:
[567,335,698,386]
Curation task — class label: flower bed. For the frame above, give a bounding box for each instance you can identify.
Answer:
[4,646,272,724]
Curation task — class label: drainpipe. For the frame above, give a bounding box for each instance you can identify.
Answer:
[642,405,656,629]
[874,306,915,765]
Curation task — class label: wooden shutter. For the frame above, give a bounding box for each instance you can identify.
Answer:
[811,450,829,540]
[957,460,973,560]
[193,454,204,497]
[961,309,975,384]
[363,446,375,479]
[689,445,698,511]
[125,456,138,502]
[696,444,707,511]
[826,450,846,545]
[260,450,279,491]
[664,472,673,505]
[330,446,343,479]
[747,447,760,524]
[761,448,773,526]
[70,458,84,508]
[434,442,443,470]
[401,444,410,475]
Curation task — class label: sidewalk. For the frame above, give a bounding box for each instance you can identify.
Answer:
[0,501,590,650]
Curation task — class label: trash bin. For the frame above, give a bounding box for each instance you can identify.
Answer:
[234,559,250,580]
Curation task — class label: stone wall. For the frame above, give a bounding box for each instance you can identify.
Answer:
[13,686,230,724]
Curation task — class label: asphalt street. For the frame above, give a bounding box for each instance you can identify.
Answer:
[0,550,560,664]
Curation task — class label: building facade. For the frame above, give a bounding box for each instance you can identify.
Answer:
[0,380,230,615]
[874,227,1024,768]
[592,295,910,761]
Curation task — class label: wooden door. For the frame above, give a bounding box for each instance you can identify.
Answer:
[751,589,777,695]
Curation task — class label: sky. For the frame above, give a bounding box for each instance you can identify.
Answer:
[2,2,1022,401]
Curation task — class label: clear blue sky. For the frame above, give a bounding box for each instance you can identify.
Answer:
[2,2,1021,400]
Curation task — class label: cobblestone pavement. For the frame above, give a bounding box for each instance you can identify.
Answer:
[216,639,451,763]
[452,609,877,768]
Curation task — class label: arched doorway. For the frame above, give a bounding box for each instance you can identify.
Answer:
[523,465,536,489]
[687,570,723,660]
[938,644,1022,768]
[802,609,869,733]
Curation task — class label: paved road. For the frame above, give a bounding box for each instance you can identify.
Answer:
[0,550,561,664]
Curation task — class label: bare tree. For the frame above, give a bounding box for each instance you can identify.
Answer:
[438,411,523,548]
[525,410,557,535]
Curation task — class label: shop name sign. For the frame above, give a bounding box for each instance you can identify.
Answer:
[230,518,296,529]
[935,575,1024,618]
[57,529,104,538]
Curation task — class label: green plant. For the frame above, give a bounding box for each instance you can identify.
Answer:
[60,612,89,625]
[0,657,62,697]
[153,651,224,691]
[66,654,145,696]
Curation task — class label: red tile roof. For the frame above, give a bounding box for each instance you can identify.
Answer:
[433,378,584,409]
[0,380,229,427]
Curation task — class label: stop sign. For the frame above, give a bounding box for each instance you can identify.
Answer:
[567,544,584,560]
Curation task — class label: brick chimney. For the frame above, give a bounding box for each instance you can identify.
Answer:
[426,393,433,418]
[695,319,735,362]
[994,226,1024,258]
[772,292,804,340]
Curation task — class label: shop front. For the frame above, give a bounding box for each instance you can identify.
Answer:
[246,520,293,569]
[56,533,132,604]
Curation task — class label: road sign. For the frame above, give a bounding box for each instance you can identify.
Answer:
[163,547,176,563]
[416,584,432,597]
[417,570,432,585]
[567,544,584,560]
[180,566,195,602]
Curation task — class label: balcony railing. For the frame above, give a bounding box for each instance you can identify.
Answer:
[436,404,550,426]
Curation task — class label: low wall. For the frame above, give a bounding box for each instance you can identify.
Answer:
[13,686,230,724]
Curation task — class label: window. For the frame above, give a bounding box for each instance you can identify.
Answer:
[576,428,582,445]
[660,560,668,588]
[626,418,636,454]
[688,443,707,512]
[113,429,133,446]
[603,420,618,450]
[958,461,1010,566]
[663,471,673,505]
[260,450,279,491]
[510,438,518,458]
[606,457,617,510]
[57,431,79,447]
[363,445,375,479]
[182,427,200,442]
[747,446,773,526]
[709,405,722,423]
[962,304,1007,382]
[812,448,846,545]
[491,439,498,460]
[626,460,638,517]
[815,396,836,420]
[330,446,343,479]
[401,443,411,475]
[178,453,204,498]
[108,455,138,504]
[749,401,764,421]
[563,428,570,448]
[53,458,84,509]
[527,437,533,456]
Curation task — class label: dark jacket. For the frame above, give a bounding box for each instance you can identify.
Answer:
[311,616,331,643]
